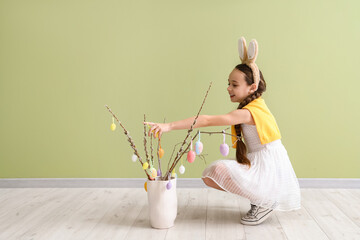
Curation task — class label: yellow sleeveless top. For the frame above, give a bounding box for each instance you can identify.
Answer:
[231,97,281,148]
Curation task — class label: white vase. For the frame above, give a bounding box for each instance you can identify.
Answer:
[147,176,177,229]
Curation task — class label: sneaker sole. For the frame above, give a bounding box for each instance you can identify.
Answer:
[240,209,273,225]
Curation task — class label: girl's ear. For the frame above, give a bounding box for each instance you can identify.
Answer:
[247,39,258,63]
[238,37,248,63]
[250,83,258,92]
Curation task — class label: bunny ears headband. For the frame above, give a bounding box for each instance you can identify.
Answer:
[238,37,260,91]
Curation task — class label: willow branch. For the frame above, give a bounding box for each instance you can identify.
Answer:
[105,105,151,180]
[150,131,154,166]
[165,82,212,178]
[156,117,166,178]
[165,131,200,180]
[165,126,243,180]
[167,141,184,177]
[143,115,150,164]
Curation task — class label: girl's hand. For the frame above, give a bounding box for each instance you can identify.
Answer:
[143,122,171,139]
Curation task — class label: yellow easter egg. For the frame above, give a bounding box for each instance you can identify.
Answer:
[152,130,159,138]
[110,123,116,131]
[158,147,164,158]
[171,169,176,178]
[144,182,147,192]
[147,124,159,138]
[150,168,157,178]
[142,162,149,170]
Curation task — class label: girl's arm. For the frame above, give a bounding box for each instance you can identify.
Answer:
[169,115,208,130]
[169,109,252,130]
[206,109,253,126]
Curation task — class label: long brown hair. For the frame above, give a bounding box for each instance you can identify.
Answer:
[233,64,266,169]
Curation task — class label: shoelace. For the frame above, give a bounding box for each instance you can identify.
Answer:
[247,204,259,216]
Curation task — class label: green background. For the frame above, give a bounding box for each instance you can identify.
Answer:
[1,0,359,178]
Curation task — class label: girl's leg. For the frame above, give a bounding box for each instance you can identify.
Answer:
[202,177,225,191]
[202,163,233,192]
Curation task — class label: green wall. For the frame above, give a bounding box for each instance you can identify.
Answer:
[1,0,359,178]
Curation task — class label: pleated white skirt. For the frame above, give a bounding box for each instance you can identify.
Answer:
[202,125,301,211]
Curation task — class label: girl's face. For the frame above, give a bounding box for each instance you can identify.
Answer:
[227,68,257,103]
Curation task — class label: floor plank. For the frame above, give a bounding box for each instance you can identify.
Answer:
[123,204,168,240]
[1,187,359,240]
[320,189,360,228]
[0,188,74,239]
[346,189,360,200]
[1,188,97,240]
[165,188,208,240]
[205,188,245,240]
[25,189,129,240]
[0,188,32,204]
[301,189,360,240]
[275,195,330,240]
[0,188,55,217]
[84,188,149,240]
[235,194,288,240]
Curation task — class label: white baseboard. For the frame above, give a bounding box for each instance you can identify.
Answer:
[0,178,359,188]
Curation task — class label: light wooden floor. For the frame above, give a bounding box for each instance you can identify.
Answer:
[0,188,359,240]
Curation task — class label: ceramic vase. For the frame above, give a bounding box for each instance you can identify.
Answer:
[146,176,177,229]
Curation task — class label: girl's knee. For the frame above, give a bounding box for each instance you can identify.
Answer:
[213,163,227,176]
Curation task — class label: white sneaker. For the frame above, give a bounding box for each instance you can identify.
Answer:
[240,204,273,225]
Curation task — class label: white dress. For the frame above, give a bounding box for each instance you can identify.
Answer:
[202,123,301,211]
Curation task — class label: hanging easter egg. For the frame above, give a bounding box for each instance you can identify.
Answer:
[166,180,172,190]
[187,151,195,163]
[171,169,176,178]
[147,124,159,138]
[110,117,116,131]
[157,169,162,177]
[195,141,203,155]
[179,165,185,174]
[150,168,157,178]
[146,124,151,136]
[220,143,229,156]
[195,131,203,155]
[187,139,196,163]
[158,147,164,159]
[142,162,149,170]
[144,182,147,192]
[131,154,138,162]
[219,130,229,156]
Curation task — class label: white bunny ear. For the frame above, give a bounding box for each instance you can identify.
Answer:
[238,37,248,63]
[247,39,258,63]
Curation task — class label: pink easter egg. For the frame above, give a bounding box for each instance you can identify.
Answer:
[195,141,203,155]
[220,143,229,156]
[187,150,196,163]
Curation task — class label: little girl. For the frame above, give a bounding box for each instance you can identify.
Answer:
[144,37,301,226]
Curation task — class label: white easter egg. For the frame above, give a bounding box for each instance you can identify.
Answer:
[179,165,185,174]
